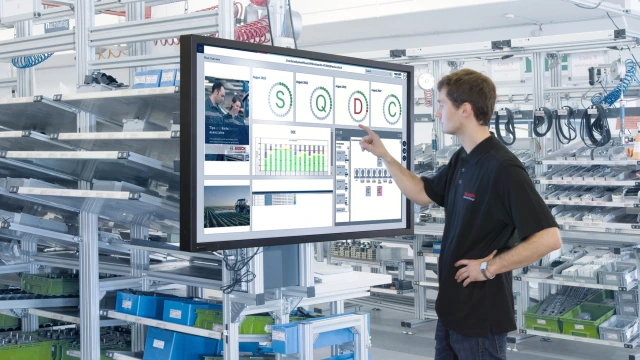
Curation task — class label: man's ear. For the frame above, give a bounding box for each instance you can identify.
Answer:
[460,102,473,118]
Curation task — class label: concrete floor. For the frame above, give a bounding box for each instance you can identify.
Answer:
[326,303,640,360]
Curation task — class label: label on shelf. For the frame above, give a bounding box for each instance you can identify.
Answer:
[272,331,286,342]
[153,339,165,349]
[169,309,182,319]
[537,319,546,325]
[557,109,568,115]
[606,275,618,281]
[155,322,167,329]
[575,325,585,330]
[67,350,81,358]
[625,306,635,312]
[121,300,132,309]
[588,108,599,114]
[607,333,618,340]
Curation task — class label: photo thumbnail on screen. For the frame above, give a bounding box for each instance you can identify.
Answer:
[204,185,251,229]
[204,75,250,162]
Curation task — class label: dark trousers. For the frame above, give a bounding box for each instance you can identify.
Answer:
[435,320,507,360]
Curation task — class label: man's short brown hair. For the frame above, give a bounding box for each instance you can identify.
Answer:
[437,68,497,126]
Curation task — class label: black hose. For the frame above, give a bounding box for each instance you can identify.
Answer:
[555,106,577,145]
[494,108,516,146]
[533,107,553,137]
[580,104,611,148]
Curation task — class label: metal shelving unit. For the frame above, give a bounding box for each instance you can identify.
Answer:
[0,3,391,359]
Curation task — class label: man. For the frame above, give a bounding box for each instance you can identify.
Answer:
[359,68,562,359]
[205,82,227,120]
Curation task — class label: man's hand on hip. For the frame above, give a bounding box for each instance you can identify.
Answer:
[359,124,391,160]
[454,250,498,287]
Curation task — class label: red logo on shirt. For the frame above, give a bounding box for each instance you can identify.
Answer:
[463,192,476,201]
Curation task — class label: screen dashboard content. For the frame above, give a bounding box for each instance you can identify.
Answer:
[196,44,409,245]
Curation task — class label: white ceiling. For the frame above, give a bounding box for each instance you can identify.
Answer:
[296,0,630,52]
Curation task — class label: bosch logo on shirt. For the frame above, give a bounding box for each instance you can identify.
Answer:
[463,192,476,201]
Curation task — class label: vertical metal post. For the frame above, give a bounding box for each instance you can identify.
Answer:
[548,53,562,152]
[130,223,149,352]
[354,315,369,360]
[432,61,444,149]
[126,1,146,87]
[21,235,39,331]
[76,0,96,133]
[79,211,100,360]
[15,21,34,97]
[533,52,546,158]
[75,0,94,87]
[298,322,314,360]
[413,235,427,321]
[223,257,240,360]
[218,0,236,40]
[248,248,264,296]
[330,300,345,356]
[315,242,325,262]
[532,52,546,193]
[299,243,314,288]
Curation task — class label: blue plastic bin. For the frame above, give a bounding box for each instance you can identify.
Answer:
[272,313,367,355]
[143,327,221,360]
[160,69,177,87]
[162,299,222,326]
[132,70,162,89]
[433,241,442,254]
[116,292,174,319]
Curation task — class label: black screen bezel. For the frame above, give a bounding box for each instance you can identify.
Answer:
[180,35,414,252]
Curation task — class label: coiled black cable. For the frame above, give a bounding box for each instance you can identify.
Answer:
[494,108,516,146]
[555,106,577,145]
[580,105,611,148]
[533,107,554,137]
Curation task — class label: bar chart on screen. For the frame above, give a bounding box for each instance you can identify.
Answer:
[255,138,329,176]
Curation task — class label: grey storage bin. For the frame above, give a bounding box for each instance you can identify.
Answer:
[616,303,639,317]
[599,315,639,342]
[598,262,638,288]
[616,290,639,304]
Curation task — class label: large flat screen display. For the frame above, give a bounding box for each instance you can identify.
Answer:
[181,36,414,252]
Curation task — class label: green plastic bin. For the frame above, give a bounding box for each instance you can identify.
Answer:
[524,303,566,333]
[21,274,79,296]
[584,290,616,306]
[194,309,275,334]
[0,340,56,360]
[60,343,129,360]
[560,303,615,338]
[0,314,20,331]
[194,308,223,331]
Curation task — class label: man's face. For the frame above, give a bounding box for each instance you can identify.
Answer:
[436,88,463,135]
[212,86,226,105]
[232,101,241,115]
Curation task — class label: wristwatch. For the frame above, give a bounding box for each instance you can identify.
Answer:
[480,261,495,280]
